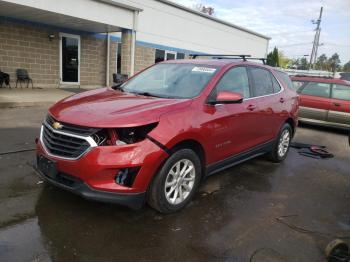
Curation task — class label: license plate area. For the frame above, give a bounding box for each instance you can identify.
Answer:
[37,155,58,179]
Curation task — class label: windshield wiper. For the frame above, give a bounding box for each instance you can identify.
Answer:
[112,84,125,92]
[132,92,169,98]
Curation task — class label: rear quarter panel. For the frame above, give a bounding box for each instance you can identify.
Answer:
[273,71,299,133]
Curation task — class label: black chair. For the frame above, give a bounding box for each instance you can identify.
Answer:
[0,70,11,88]
[16,69,33,88]
[113,73,128,84]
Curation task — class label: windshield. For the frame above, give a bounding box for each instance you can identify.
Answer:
[120,63,218,99]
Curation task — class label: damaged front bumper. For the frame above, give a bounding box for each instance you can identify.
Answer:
[35,135,168,209]
[33,163,146,209]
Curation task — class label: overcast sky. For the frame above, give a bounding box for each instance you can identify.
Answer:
[172,0,350,64]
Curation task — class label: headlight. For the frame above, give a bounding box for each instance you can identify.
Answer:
[92,123,158,146]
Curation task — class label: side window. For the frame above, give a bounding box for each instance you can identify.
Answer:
[276,71,294,90]
[292,81,307,91]
[215,67,250,98]
[300,82,331,98]
[271,75,281,93]
[250,67,274,97]
[332,84,350,101]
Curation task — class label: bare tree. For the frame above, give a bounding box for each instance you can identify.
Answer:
[194,3,214,16]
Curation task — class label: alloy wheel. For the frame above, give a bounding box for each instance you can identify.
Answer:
[164,159,196,205]
[278,129,290,157]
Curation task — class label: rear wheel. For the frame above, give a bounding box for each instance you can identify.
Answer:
[147,148,201,213]
[269,123,292,163]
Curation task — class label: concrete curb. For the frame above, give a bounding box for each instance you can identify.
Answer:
[0,101,54,108]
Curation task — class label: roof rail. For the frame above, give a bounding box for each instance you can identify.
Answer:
[189,54,251,60]
[294,74,334,79]
[189,54,266,64]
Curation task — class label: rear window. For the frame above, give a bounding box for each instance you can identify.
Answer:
[300,82,331,98]
[332,84,350,101]
[275,71,294,90]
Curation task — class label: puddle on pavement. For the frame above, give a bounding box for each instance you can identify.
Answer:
[0,218,50,262]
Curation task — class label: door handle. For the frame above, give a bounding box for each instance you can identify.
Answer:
[333,102,341,107]
[247,104,257,111]
[280,98,285,103]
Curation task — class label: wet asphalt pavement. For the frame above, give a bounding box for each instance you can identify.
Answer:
[0,106,349,262]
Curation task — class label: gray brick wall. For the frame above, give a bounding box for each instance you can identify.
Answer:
[0,20,117,88]
[0,20,60,88]
[135,45,155,73]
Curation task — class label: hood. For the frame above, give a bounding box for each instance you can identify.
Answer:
[49,88,192,128]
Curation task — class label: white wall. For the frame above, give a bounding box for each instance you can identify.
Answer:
[127,0,269,57]
[4,0,269,56]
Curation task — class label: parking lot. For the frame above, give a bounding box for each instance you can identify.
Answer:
[0,105,349,262]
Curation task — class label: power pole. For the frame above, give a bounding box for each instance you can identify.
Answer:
[309,7,323,70]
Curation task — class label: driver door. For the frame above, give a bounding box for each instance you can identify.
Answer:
[203,66,261,163]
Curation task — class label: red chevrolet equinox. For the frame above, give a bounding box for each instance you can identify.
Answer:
[36,59,299,213]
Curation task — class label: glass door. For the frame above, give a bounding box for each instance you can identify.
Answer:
[60,33,80,84]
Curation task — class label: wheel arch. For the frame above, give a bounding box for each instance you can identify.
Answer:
[285,117,296,136]
[169,139,207,177]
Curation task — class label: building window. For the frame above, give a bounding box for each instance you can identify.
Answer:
[155,49,165,63]
[177,53,185,59]
[165,51,176,60]
[117,43,122,74]
[154,49,186,63]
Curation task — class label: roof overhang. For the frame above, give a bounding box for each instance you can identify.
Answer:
[0,0,142,33]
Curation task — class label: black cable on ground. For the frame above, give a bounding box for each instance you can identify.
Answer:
[275,215,350,239]
[0,148,36,156]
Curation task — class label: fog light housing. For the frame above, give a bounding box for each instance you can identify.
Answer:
[115,167,140,187]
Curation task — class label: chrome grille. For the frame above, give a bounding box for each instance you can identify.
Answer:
[41,123,94,159]
[46,115,100,136]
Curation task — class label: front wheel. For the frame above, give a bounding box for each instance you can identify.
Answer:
[269,123,292,163]
[147,148,202,213]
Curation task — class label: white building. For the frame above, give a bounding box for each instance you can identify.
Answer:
[0,0,270,88]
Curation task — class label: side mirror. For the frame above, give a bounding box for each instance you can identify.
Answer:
[212,91,243,104]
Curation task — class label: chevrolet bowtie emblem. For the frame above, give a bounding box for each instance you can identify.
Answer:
[52,122,63,129]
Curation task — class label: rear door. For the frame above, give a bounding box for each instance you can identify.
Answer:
[248,66,283,143]
[328,84,350,126]
[298,82,332,121]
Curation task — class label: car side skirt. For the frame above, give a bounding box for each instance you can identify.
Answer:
[206,140,275,176]
[299,117,350,129]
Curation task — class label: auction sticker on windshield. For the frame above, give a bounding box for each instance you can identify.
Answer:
[192,67,217,73]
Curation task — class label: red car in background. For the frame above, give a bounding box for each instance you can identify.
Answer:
[35,58,299,213]
[291,76,350,129]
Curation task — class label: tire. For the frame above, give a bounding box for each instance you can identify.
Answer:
[268,123,292,163]
[325,239,349,260]
[147,148,202,213]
